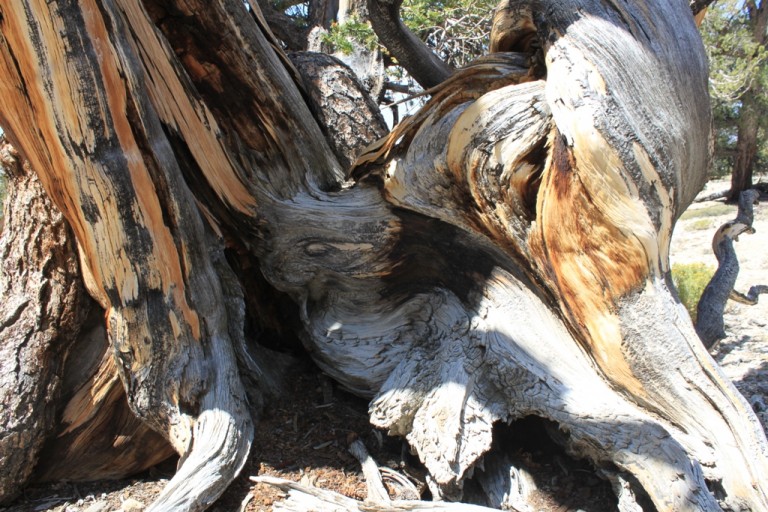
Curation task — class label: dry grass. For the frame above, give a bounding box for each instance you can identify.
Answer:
[679,203,733,220]
[672,262,715,322]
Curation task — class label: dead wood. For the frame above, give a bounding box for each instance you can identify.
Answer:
[696,189,765,348]
[0,1,766,510]
[0,140,90,502]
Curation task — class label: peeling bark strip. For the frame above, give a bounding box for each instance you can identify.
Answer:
[1,0,767,511]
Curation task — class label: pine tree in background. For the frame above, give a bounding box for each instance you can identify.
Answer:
[701,0,767,197]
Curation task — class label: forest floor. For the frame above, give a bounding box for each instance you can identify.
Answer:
[2,178,767,512]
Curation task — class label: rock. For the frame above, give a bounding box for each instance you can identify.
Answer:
[83,502,111,512]
[120,498,145,511]
[750,394,766,412]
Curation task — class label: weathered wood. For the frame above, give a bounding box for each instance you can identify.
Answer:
[696,189,763,347]
[0,2,255,509]
[252,476,508,511]
[0,140,89,503]
[730,284,768,305]
[348,438,394,504]
[471,450,537,511]
[35,319,174,483]
[1,0,767,510]
[0,140,175,497]
[345,1,767,509]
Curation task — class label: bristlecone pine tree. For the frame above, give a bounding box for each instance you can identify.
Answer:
[1,0,766,511]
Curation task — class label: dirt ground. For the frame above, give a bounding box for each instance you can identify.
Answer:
[3,178,766,512]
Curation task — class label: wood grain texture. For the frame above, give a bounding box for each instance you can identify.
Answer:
[1,0,766,510]
[35,318,174,483]
[0,142,89,504]
[346,1,766,509]
[0,1,254,509]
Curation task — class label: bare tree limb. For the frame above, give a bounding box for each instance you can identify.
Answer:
[366,0,452,88]
[252,0,310,50]
[348,438,392,504]
[251,476,513,511]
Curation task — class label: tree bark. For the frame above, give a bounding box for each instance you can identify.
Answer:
[0,0,766,511]
[366,0,452,88]
[289,51,388,170]
[696,189,764,348]
[727,0,766,202]
[0,139,175,502]
[0,140,89,502]
[729,95,760,201]
[0,2,257,509]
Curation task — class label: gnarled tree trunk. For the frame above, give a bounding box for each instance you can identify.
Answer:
[0,0,766,511]
[0,139,89,500]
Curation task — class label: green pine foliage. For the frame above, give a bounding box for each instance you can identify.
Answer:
[700,0,767,178]
[320,0,494,66]
[322,16,378,55]
[400,0,495,67]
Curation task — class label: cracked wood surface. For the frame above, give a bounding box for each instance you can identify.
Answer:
[0,2,254,510]
[697,189,766,347]
[0,141,89,502]
[0,0,766,510]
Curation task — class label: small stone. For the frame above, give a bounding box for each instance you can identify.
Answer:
[120,498,145,512]
[750,394,766,412]
[83,502,110,512]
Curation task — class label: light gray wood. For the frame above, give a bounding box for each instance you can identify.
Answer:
[252,476,508,511]
[348,438,392,504]
[0,0,766,510]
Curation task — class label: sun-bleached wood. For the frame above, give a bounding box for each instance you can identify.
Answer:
[252,475,508,511]
[0,0,766,510]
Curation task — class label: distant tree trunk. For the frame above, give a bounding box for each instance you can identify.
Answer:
[0,1,766,511]
[729,93,760,201]
[728,0,766,202]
